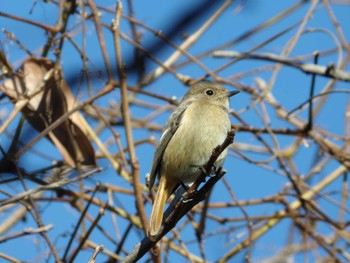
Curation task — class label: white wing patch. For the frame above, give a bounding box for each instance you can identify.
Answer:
[160,128,169,141]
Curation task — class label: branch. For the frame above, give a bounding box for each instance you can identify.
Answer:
[218,165,348,262]
[0,224,53,243]
[0,11,58,33]
[142,0,234,84]
[213,50,350,82]
[113,1,148,234]
[88,245,105,263]
[0,168,101,207]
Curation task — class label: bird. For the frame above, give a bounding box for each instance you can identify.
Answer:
[147,81,239,238]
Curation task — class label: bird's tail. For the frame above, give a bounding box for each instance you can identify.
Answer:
[148,175,176,238]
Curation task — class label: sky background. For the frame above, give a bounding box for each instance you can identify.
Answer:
[1,0,350,262]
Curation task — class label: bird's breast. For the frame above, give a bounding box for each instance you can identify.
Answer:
[161,102,231,182]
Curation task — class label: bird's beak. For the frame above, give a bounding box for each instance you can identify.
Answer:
[227,90,240,97]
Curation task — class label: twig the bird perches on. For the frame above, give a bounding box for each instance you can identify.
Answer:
[123,129,236,263]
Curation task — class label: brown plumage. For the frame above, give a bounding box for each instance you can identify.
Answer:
[148,81,239,238]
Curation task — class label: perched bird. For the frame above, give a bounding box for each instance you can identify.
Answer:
[148,81,239,238]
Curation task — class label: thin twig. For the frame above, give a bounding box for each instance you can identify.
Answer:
[212,50,350,82]
[0,224,53,243]
[113,1,148,234]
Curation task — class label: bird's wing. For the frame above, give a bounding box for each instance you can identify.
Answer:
[148,102,189,190]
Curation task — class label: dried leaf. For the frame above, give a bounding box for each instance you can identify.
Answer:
[0,58,96,168]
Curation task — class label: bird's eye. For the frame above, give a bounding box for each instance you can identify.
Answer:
[206,89,214,96]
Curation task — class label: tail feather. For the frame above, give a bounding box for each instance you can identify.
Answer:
[148,175,176,237]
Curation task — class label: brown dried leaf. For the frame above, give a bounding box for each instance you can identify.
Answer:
[0,57,96,168]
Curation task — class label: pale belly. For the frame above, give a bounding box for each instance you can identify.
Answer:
[161,102,230,183]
